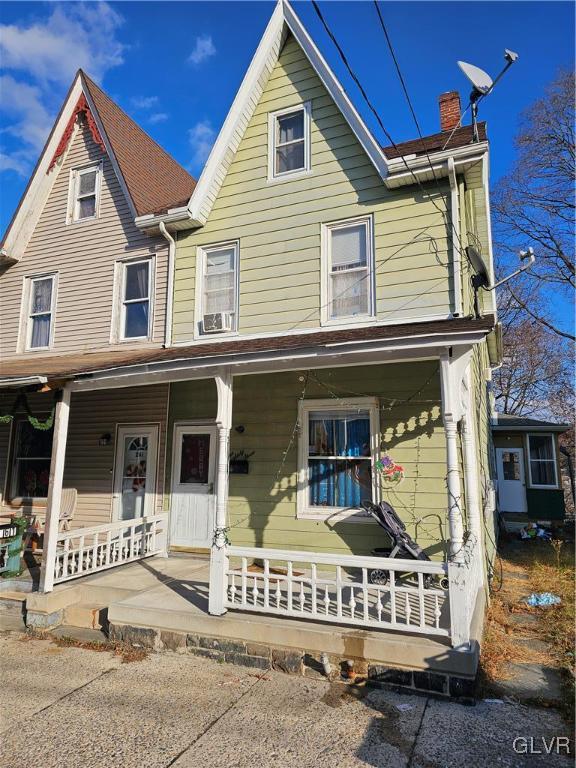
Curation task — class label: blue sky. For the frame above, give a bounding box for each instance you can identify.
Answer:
[1,2,574,250]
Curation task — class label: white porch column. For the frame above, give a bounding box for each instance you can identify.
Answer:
[39,386,71,593]
[209,369,233,615]
[440,351,471,562]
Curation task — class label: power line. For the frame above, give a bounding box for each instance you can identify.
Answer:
[312,0,477,275]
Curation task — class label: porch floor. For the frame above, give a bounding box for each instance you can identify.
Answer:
[15,553,479,678]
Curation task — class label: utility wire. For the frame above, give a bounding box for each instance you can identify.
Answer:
[312,0,477,274]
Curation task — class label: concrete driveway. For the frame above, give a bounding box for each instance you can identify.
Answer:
[0,632,572,768]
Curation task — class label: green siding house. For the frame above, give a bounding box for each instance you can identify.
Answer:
[1,1,505,684]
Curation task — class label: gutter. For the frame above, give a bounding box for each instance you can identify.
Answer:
[158,222,176,347]
[447,157,462,317]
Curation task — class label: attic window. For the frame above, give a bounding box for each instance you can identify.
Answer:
[268,103,311,180]
[70,163,101,223]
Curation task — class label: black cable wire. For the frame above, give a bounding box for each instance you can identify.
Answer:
[312,0,477,275]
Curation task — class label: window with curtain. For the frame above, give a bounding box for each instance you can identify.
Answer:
[27,275,55,349]
[325,218,373,321]
[200,243,238,331]
[72,165,100,222]
[269,103,310,178]
[301,401,377,515]
[121,259,152,339]
[10,420,54,500]
[528,434,557,487]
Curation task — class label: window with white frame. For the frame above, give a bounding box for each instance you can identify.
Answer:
[25,274,56,350]
[119,259,153,340]
[70,164,101,222]
[323,217,373,322]
[298,398,379,518]
[198,242,239,334]
[268,103,311,179]
[527,434,558,487]
[10,419,54,500]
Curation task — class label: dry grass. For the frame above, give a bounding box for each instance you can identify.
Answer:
[19,629,148,663]
[481,536,575,718]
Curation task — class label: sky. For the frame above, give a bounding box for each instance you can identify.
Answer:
[1,2,574,317]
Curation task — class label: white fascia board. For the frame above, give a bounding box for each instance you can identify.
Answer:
[186,1,286,225]
[385,143,488,188]
[135,208,201,232]
[185,0,389,227]
[68,329,487,391]
[2,76,84,263]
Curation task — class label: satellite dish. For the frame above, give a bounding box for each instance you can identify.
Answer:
[457,61,493,95]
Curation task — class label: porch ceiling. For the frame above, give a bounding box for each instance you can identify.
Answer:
[0,315,495,391]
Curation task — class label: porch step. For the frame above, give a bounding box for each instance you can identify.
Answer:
[63,603,108,631]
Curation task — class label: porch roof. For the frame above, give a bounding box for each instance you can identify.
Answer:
[492,413,570,433]
[0,315,495,388]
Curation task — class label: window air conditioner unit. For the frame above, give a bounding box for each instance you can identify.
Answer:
[202,312,233,334]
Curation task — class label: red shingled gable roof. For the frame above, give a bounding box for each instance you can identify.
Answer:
[383,122,487,160]
[82,72,196,216]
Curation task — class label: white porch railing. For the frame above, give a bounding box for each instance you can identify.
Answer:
[53,513,168,585]
[221,547,450,638]
[447,534,483,648]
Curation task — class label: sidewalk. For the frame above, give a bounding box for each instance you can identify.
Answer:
[0,631,572,768]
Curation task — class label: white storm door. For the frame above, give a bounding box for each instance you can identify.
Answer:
[170,424,217,548]
[496,447,527,513]
[113,425,159,521]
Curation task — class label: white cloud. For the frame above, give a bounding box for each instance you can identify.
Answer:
[188,120,215,166]
[131,96,159,110]
[148,112,169,125]
[0,3,125,176]
[187,35,216,66]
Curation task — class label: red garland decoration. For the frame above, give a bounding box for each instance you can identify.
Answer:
[48,94,106,172]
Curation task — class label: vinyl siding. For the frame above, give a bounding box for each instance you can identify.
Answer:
[169,362,450,559]
[0,385,169,527]
[173,35,453,342]
[0,117,168,359]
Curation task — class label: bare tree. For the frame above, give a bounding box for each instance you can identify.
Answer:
[492,69,575,340]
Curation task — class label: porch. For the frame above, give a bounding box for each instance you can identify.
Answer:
[9,551,482,683]
[1,317,494,657]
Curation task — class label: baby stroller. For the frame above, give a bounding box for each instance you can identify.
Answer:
[361,500,449,590]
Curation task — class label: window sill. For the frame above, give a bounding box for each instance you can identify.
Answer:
[297,508,374,524]
[321,314,376,328]
[267,169,313,185]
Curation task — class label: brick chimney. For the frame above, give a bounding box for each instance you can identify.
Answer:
[439,91,461,132]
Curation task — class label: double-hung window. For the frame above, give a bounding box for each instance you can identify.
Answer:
[298,398,379,518]
[268,103,311,180]
[10,419,54,501]
[26,274,56,350]
[323,216,374,323]
[70,164,101,222]
[119,259,153,340]
[527,434,558,487]
[198,242,239,335]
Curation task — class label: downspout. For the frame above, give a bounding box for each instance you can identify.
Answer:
[159,221,176,348]
[447,157,462,318]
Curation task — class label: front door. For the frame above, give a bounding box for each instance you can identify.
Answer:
[496,447,527,513]
[113,425,159,521]
[170,424,217,549]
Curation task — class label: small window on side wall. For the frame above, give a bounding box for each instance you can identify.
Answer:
[322,216,374,324]
[527,434,558,487]
[25,274,56,350]
[69,164,101,223]
[117,258,153,341]
[268,103,311,180]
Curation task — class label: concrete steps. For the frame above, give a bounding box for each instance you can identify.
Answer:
[63,602,108,631]
[0,592,28,632]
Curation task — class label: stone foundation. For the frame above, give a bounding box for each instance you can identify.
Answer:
[109,623,477,702]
